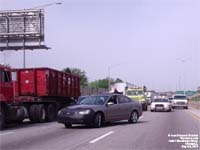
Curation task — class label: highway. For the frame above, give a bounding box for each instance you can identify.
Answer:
[0,108,199,150]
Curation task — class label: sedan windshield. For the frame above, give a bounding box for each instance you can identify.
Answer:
[153,99,169,102]
[78,96,109,105]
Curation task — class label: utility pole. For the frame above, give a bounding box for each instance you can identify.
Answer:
[176,58,187,92]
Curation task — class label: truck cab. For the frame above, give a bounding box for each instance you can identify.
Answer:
[126,87,148,111]
[0,65,13,102]
[0,65,14,129]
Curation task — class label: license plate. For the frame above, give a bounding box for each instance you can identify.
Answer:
[156,106,164,110]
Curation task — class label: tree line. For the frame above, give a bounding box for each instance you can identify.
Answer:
[62,67,123,89]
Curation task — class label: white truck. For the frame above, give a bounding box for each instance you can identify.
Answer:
[172,94,188,109]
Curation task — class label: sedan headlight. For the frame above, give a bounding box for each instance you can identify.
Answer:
[78,110,91,115]
[57,110,62,115]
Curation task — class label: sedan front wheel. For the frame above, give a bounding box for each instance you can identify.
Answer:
[94,113,103,128]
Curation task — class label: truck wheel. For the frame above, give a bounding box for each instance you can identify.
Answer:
[36,104,46,123]
[143,104,148,111]
[15,107,25,123]
[29,105,37,123]
[0,105,5,130]
[145,105,148,111]
[45,104,56,122]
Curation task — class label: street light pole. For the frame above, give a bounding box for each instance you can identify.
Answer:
[176,58,187,93]
[108,66,111,91]
[22,2,62,68]
[28,2,62,9]
[23,50,26,68]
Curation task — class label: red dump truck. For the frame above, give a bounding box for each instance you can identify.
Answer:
[0,65,80,129]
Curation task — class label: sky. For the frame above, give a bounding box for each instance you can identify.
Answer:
[0,0,200,92]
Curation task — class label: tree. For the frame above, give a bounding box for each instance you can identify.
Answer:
[62,67,88,86]
[89,78,109,89]
[89,78,119,89]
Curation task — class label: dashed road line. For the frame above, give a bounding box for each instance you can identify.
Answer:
[0,132,14,136]
[89,131,114,144]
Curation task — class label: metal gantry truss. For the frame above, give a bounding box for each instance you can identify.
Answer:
[0,9,49,51]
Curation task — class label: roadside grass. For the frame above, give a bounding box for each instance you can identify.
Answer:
[189,96,200,110]
[190,96,200,102]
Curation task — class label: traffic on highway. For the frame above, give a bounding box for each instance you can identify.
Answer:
[0,88,199,150]
[0,0,200,150]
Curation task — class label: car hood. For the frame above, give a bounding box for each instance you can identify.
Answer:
[63,104,102,111]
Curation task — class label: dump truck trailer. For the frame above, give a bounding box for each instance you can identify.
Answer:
[0,65,80,129]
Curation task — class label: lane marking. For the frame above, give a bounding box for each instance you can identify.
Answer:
[89,131,114,144]
[188,110,200,122]
[190,113,200,122]
[0,132,14,136]
[140,116,144,119]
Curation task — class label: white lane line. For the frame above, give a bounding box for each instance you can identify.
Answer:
[0,132,14,136]
[89,131,114,144]
[140,116,144,119]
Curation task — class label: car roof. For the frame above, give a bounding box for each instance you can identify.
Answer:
[88,93,122,97]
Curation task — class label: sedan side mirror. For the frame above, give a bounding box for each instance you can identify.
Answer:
[106,102,114,106]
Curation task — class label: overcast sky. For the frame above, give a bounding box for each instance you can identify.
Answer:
[0,0,200,92]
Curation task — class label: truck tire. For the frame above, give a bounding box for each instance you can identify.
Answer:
[35,104,46,123]
[15,106,25,123]
[45,104,56,122]
[143,104,148,111]
[145,105,148,111]
[0,105,5,130]
[29,105,37,123]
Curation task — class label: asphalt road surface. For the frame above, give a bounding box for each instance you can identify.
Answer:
[0,108,199,150]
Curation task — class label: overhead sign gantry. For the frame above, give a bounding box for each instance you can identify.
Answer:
[0,9,49,51]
